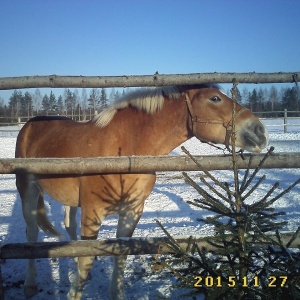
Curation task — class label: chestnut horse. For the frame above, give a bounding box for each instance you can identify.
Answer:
[15,84,268,299]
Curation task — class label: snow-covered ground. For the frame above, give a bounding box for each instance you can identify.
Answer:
[0,120,300,300]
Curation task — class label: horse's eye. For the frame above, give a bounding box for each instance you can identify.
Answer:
[210,96,221,103]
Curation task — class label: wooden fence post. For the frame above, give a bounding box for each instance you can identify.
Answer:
[17,117,22,130]
[284,109,288,133]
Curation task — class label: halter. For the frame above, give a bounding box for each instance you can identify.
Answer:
[184,93,249,151]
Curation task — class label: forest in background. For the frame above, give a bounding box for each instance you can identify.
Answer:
[0,85,299,123]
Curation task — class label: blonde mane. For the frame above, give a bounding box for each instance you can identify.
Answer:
[93,86,181,128]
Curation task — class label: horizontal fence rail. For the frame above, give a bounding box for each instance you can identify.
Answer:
[1,232,299,259]
[1,153,300,175]
[0,72,299,90]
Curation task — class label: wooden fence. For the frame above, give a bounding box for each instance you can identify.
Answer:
[1,155,300,258]
[256,109,300,133]
[0,72,300,261]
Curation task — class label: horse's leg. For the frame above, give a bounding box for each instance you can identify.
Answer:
[64,205,78,241]
[110,203,144,300]
[67,206,103,300]
[16,174,42,298]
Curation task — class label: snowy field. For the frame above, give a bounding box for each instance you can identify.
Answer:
[0,120,300,299]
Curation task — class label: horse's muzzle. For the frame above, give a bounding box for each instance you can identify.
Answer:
[239,121,269,152]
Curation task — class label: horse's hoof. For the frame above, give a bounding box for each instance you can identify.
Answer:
[24,285,38,298]
[87,272,92,281]
[67,287,82,300]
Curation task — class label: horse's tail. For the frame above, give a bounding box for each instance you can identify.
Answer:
[37,194,61,237]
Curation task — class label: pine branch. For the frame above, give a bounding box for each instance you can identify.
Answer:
[240,155,253,190]
[181,146,233,195]
[286,226,300,248]
[240,146,275,194]
[246,181,279,211]
[242,175,266,201]
[155,219,185,255]
[262,177,300,206]
[199,175,235,206]
[183,172,232,214]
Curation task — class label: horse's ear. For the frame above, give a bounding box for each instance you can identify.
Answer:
[177,84,208,100]
[177,85,194,93]
[179,86,199,101]
[177,83,221,93]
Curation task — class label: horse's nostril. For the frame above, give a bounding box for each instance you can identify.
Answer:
[255,124,264,136]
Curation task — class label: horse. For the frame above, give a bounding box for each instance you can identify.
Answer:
[15,84,269,299]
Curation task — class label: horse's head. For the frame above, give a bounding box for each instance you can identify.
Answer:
[183,85,269,152]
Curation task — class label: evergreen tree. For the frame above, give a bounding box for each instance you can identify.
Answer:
[248,89,259,111]
[109,88,116,103]
[268,85,280,112]
[42,94,50,113]
[236,87,242,103]
[19,94,26,116]
[0,97,4,110]
[22,91,33,117]
[33,89,42,114]
[8,90,22,118]
[282,87,298,111]
[49,91,57,114]
[156,146,300,300]
[257,88,266,111]
[241,87,250,106]
[88,88,99,113]
[73,89,79,113]
[108,88,126,102]
[81,88,88,113]
[57,95,64,115]
[115,90,120,101]
[64,89,74,115]
[100,88,108,110]
[0,97,5,118]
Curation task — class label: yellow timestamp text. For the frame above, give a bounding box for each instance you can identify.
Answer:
[194,276,288,288]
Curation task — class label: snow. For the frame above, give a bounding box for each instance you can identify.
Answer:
[0,122,300,299]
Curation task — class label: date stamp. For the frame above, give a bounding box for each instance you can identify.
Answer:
[194,276,288,288]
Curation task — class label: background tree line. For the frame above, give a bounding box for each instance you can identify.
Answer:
[0,85,299,122]
[236,85,299,116]
[0,88,126,122]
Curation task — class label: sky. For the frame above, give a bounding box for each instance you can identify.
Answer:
[1,0,300,102]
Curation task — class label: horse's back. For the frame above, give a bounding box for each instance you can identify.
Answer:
[27,115,73,123]
[15,116,82,158]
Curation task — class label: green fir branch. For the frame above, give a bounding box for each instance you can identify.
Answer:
[181,146,233,196]
[240,146,275,194]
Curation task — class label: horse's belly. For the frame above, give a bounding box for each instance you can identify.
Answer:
[37,177,79,207]
[79,173,157,215]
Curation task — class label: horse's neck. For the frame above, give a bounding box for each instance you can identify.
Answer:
[127,97,190,155]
